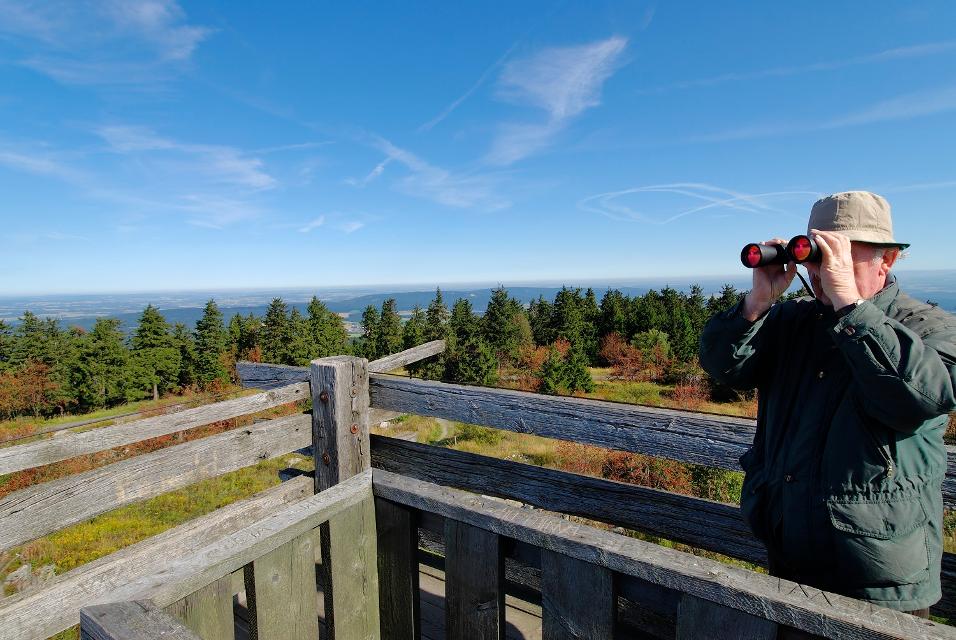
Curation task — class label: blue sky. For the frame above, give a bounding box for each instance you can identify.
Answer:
[1,1,955,295]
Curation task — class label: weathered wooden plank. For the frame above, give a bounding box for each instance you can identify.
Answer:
[540,549,614,640]
[370,435,763,564]
[367,376,956,507]
[0,476,312,640]
[0,383,309,476]
[445,519,504,640]
[0,413,312,551]
[244,531,320,640]
[325,494,381,640]
[367,340,445,373]
[81,600,202,640]
[236,341,448,391]
[376,497,420,640]
[372,470,956,640]
[312,356,371,492]
[165,574,236,640]
[676,594,777,640]
[99,471,371,609]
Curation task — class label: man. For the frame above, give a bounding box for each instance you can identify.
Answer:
[700,191,956,616]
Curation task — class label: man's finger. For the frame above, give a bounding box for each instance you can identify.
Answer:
[813,232,834,260]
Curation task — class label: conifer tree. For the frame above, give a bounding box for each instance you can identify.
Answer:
[129,305,180,400]
[286,308,315,365]
[528,296,554,346]
[537,346,565,395]
[360,305,381,360]
[171,323,197,388]
[481,286,527,364]
[403,306,427,349]
[260,298,292,364]
[418,288,450,380]
[563,344,595,393]
[599,289,630,343]
[193,300,229,388]
[446,298,497,385]
[551,287,585,347]
[581,288,601,362]
[0,320,10,371]
[377,298,403,358]
[307,297,350,358]
[72,318,129,409]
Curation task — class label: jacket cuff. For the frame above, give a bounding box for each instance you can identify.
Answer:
[831,299,882,342]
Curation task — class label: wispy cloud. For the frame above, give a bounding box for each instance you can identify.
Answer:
[299,216,326,233]
[640,41,956,94]
[487,36,628,165]
[337,220,365,234]
[579,183,819,224]
[0,0,211,85]
[345,157,392,188]
[417,41,521,133]
[364,136,509,210]
[97,125,276,190]
[693,84,956,143]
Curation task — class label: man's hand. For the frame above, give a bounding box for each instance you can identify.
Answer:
[742,238,797,322]
[810,229,862,310]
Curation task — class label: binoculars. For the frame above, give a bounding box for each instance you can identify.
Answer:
[740,236,821,268]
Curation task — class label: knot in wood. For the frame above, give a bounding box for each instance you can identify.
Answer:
[349,387,358,398]
[350,424,359,434]
[319,390,329,403]
[322,452,331,465]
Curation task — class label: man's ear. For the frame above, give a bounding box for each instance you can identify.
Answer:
[882,248,899,274]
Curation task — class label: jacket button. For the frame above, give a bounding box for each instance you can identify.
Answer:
[785,474,794,483]
[844,326,856,336]
[817,370,825,379]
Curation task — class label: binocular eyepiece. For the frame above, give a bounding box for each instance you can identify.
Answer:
[740,235,821,268]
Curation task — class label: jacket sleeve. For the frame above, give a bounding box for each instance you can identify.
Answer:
[831,300,956,432]
[699,300,775,391]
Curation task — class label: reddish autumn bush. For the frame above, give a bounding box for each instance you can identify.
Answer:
[555,442,606,477]
[601,451,694,495]
[599,333,648,382]
[670,382,708,411]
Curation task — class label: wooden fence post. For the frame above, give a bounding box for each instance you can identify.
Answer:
[310,356,380,640]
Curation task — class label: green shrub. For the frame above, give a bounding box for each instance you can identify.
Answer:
[455,423,503,445]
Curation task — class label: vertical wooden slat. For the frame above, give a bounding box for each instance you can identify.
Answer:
[676,594,777,640]
[444,519,504,640]
[376,497,420,640]
[165,574,235,640]
[244,532,321,640]
[324,494,381,640]
[541,549,614,640]
[310,356,379,640]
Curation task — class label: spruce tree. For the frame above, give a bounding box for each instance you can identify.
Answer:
[599,289,630,339]
[418,288,450,380]
[260,298,292,364]
[72,318,129,409]
[129,305,180,400]
[360,305,381,360]
[193,300,229,388]
[528,296,555,346]
[307,297,350,358]
[403,306,427,349]
[581,288,601,363]
[377,298,403,358]
[287,308,315,365]
[446,298,497,385]
[537,347,565,395]
[0,320,11,371]
[563,344,595,393]
[172,323,197,388]
[551,287,585,347]
[481,286,527,364]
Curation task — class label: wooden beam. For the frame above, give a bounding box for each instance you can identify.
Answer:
[0,477,312,640]
[376,498,420,640]
[165,574,235,640]
[676,594,777,640]
[324,495,381,640]
[541,550,614,640]
[0,413,312,551]
[370,435,763,563]
[0,383,309,476]
[98,471,371,609]
[367,375,956,507]
[236,340,448,390]
[81,600,201,640]
[444,519,504,640]
[243,531,320,640]
[372,470,956,640]
[311,356,371,492]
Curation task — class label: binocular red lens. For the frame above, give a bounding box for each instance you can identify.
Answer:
[739,235,821,268]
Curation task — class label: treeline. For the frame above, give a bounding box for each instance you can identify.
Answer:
[0,283,745,420]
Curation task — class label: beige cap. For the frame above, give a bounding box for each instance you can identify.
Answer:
[808,191,909,249]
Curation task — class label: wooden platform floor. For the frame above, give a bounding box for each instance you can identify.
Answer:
[234,562,543,640]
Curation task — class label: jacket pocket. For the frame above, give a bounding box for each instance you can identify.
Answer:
[827,497,929,586]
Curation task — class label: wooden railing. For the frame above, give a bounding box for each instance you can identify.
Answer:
[3,335,955,639]
[231,356,956,638]
[0,342,442,640]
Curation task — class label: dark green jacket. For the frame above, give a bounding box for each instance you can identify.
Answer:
[700,276,956,610]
